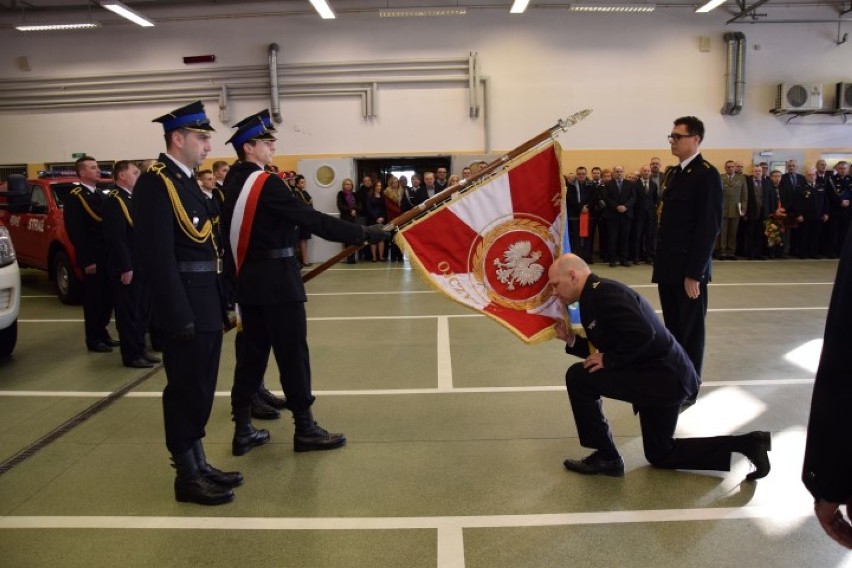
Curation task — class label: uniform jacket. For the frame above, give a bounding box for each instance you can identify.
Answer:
[565,274,699,406]
[793,184,828,222]
[223,161,364,305]
[803,226,852,502]
[64,183,107,269]
[720,173,747,218]
[652,154,722,285]
[601,179,637,220]
[132,153,226,333]
[101,188,135,275]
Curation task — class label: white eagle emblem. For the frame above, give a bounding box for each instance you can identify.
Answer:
[493,240,544,290]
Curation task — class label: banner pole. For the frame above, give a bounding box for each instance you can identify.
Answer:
[302,109,592,284]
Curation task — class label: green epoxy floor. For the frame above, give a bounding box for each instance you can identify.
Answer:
[1,260,849,567]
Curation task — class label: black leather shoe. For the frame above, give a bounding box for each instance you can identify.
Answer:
[232,425,271,456]
[175,477,235,505]
[105,337,121,347]
[88,342,113,353]
[740,431,771,481]
[142,352,161,364]
[193,441,243,488]
[563,451,625,477]
[294,423,347,452]
[250,395,280,420]
[125,357,155,369]
[257,386,288,409]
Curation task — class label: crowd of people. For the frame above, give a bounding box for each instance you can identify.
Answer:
[565,157,852,266]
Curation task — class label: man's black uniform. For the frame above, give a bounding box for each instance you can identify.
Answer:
[652,155,722,378]
[102,187,150,366]
[563,273,770,478]
[64,183,114,351]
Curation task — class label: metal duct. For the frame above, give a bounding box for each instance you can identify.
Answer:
[732,33,746,115]
[721,32,738,115]
[268,43,282,123]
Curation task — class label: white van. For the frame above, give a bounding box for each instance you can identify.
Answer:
[0,223,20,357]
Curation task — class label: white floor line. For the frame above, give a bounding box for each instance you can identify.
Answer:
[0,504,814,531]
[437,316,453,391]
[0,379,815,398]
[437,525,466,568]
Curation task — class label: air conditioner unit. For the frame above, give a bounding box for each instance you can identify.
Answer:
[836,82,852,111]
[775,83,823,111]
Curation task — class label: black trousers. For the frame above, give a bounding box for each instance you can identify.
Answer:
[566,363,737,471]
[162,330,223,454]
[744,218,766,259]
[111,275,146,363]
[82,268,113,348]
[231,302,315,413]
[658,282,708,379]
[606,215,631,262]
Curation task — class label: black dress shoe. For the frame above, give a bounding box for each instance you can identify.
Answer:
[563,451,624,477]
[88,342,113,353]
[232,424,271,456]
[250,395,280,420]
[142,352,161,364]
[740,431,771,481]
[294,423,347,452]
[125,357,155,368]
[257,386,288,409]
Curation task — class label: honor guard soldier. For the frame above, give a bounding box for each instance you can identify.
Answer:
[65,156,117,352]
[221,110,388,457]
[102,160,160,368]
[133,101,242,506]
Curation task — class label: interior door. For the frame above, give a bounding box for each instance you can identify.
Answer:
[296,157,355,263]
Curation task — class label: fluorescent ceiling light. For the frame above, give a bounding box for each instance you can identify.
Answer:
[510,0,531,14]
[15,22,101,31]
[100,1,155,27]
[570,4,656,12]
[310,0,336,19]
[379,7,467,17]
[696,0,726,12]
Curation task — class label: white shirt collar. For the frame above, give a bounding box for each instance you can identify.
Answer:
[680,151,700,170]
[80,182,97,192]
[165,153,194,178]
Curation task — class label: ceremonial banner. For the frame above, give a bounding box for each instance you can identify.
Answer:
[396,142,566,343]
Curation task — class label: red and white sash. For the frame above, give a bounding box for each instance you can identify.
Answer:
[229,170,270,276]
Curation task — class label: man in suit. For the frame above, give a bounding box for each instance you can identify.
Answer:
[803,214,852,548]
[602,165,636,267]
[792,167,829,259]
[631,165,658,264]
[222,110,388,458]
[566,166,597,263]
[65,156,116,353]
[133,101,241,506]
[102,160,159,369]
[718,160,747,260]
[652,116,722,397]
[779,159,807,256]
[550,254,771,479]
[743,165,767,260]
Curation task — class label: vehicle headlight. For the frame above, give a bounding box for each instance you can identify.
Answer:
[0,225,17,267]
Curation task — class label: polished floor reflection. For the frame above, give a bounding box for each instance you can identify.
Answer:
[0,259,847,567]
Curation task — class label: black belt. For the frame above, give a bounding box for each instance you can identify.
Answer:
[177,259,223,274]
[247,247,295,260]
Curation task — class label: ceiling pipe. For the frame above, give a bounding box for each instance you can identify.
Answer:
[721,32,738,115]
[732,32,746,115]
[268,43,282,124]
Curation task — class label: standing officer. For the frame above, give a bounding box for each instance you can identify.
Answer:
[652,116,722,405]
[550,254,771,480]
[65,156,117,352]
[133,101,241,506]
[102,160,159,368]
[222,110,388,457]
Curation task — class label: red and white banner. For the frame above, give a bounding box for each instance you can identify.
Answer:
[396,142,565,343]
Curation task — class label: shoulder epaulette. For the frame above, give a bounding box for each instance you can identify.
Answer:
[70,186,83,196]
[148,161,166,175]
[71,185,102,222]
[108,189,119,197]
[702,161,712,168]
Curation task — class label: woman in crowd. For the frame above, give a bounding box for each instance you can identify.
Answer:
[384,176,404,262]
[336,178,360,264]
[293,174,314,267]
[365,179,388,262]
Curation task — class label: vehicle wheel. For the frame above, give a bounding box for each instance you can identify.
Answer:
[53,250,82,305]
[0,320,16,358]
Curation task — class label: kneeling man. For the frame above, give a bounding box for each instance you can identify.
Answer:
[549,253,771,480]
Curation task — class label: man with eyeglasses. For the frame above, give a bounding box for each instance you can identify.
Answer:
[652,117,722,409]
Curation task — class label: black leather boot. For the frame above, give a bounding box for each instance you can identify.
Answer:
[251,394,280,420]
[192,440,244,488]
[293,409,346,452]
[258,383,288,409]
[171,448,234,505]
[232,405,271,456]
